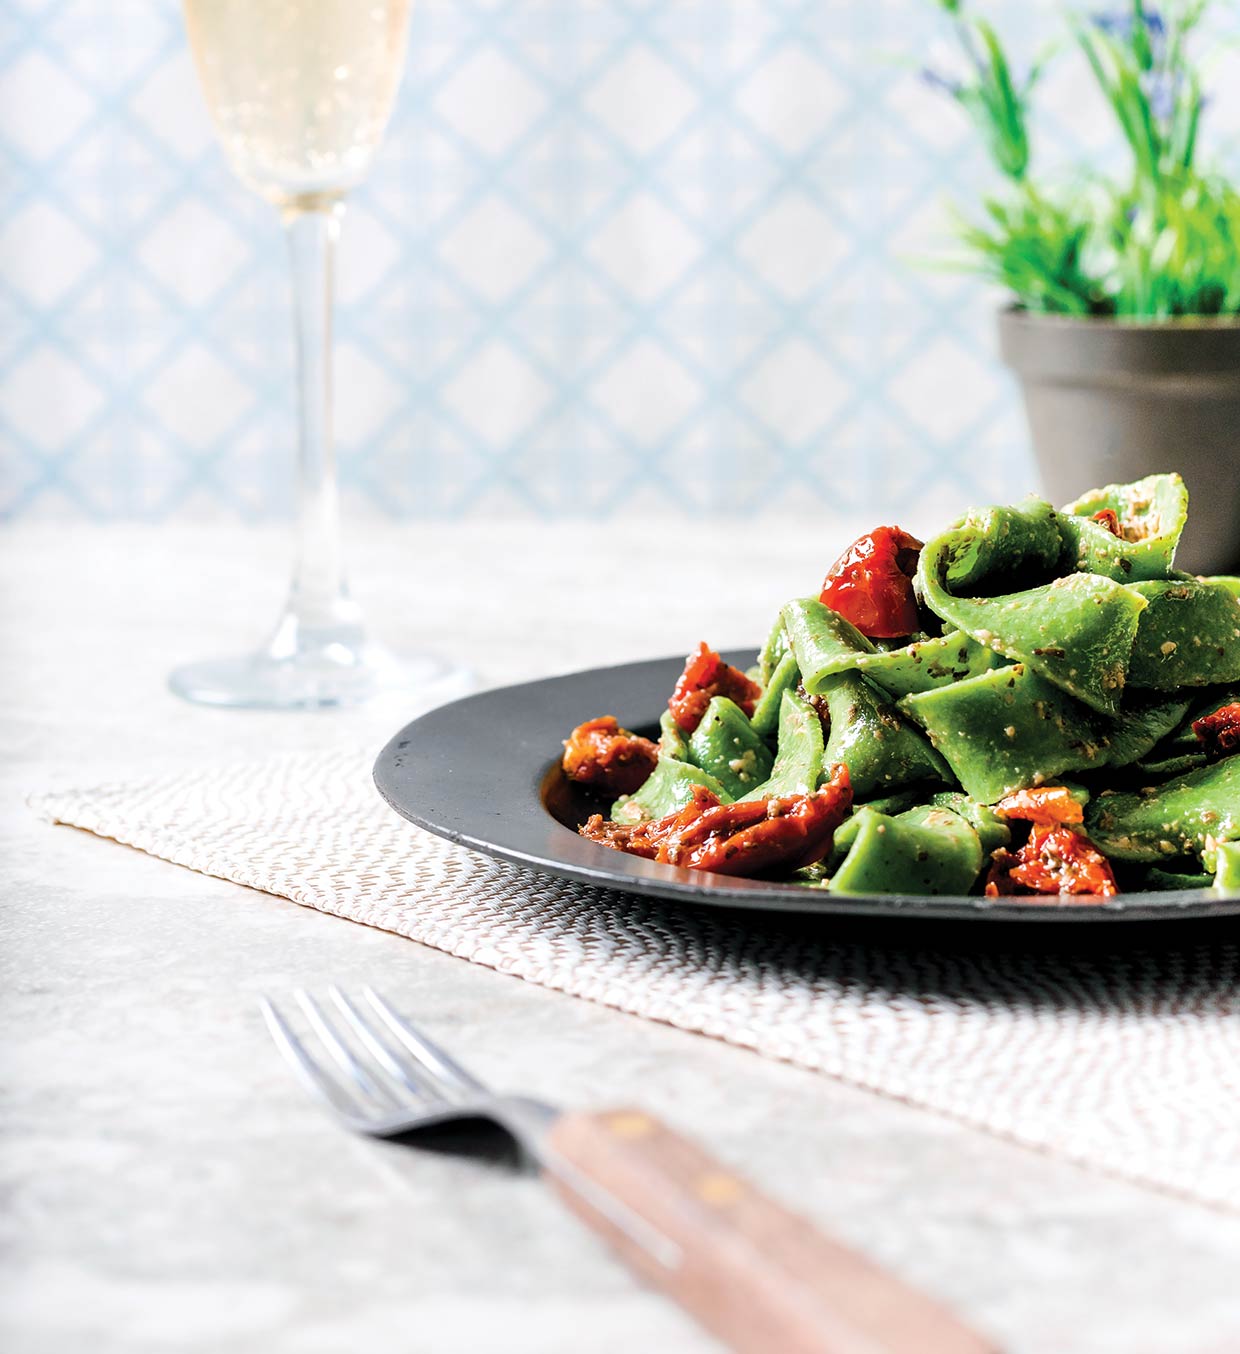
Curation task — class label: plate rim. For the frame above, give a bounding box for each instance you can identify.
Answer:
[373,652,1240,923]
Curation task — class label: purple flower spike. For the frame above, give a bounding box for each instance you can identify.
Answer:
[1091,7,1165,45]
[1090,11,1131,38]
[1148,77,1175,123]
[921,68,963,96]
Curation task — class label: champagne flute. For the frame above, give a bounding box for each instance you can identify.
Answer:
[172,0,464,709]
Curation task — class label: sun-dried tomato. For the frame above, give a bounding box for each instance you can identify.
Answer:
[580,789,718,860]
[1092,508,1123,537]
[562,716,659,796]
[581,765,853,878]
[819,526,923,639]
[1192,702,1240,761]
[981,851,1020,896]
[984,824,1118,899]
[994,786,1084,827]
[668,642,762,733]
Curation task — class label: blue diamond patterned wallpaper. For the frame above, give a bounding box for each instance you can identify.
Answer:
[1,1,1237,524]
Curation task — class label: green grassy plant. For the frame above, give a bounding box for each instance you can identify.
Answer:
[926,0,1240,318]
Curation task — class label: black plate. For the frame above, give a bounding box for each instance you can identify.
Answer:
[373,652,1240,922]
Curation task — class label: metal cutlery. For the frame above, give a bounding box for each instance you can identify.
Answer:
[261,987,996,1354]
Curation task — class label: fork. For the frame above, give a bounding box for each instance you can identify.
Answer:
[261,987,997,1354]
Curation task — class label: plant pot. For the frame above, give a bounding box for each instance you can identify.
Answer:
[998,308,1240,576]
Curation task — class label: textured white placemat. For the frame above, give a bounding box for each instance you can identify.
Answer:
[33,750,1240,1213]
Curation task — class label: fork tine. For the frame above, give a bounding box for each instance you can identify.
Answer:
[361,987,488,1098]
[260,997,368,1120]
[294,991,408,1112]
[328,987,448,1102]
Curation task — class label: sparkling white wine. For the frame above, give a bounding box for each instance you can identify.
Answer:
[183,0,413,204]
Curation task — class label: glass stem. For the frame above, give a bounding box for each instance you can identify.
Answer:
[273,199,362,655]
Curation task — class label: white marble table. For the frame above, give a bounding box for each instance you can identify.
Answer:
[4,522,1240,1354]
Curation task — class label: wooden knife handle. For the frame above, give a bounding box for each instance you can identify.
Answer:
[545,1109,998,1354]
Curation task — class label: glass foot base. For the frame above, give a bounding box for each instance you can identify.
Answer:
[169,642,470,711]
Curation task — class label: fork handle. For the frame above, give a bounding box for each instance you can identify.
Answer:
[545,1109,997,1354]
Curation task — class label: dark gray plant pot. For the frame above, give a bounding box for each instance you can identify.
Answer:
[998,308,1240,576]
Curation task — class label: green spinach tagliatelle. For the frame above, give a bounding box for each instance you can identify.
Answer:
[606,473,1240,897]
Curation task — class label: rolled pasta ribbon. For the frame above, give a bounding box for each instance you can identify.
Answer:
[1059,473,1188,581]
[781,598,876,694]
[810,796,926,879]
[757,613,792,684]
[1086,756,1240,863]
[1135,866,1214,891]
[902,664,1189,803]
[781,596,1004,699]
[1097,691,1192,767]
[611,757,732,825]
[1212,841,1240,892]
[918,539,1147,715]
[820,670,948,801]
[1127,579,1240,689]
[829,805,983,896]
[750,650,800,738]
[658,708,690,761]
[687,695,774,800]
[928,791,1012,854]
[856,788,926,817]
[1137,751,1207,779]
[741,688,823,800]
[901,664,1109,802]
[930,496,1063,592]
[857,630,1004,699]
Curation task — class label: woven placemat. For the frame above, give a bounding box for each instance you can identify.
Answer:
[33,749,1240,1213]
